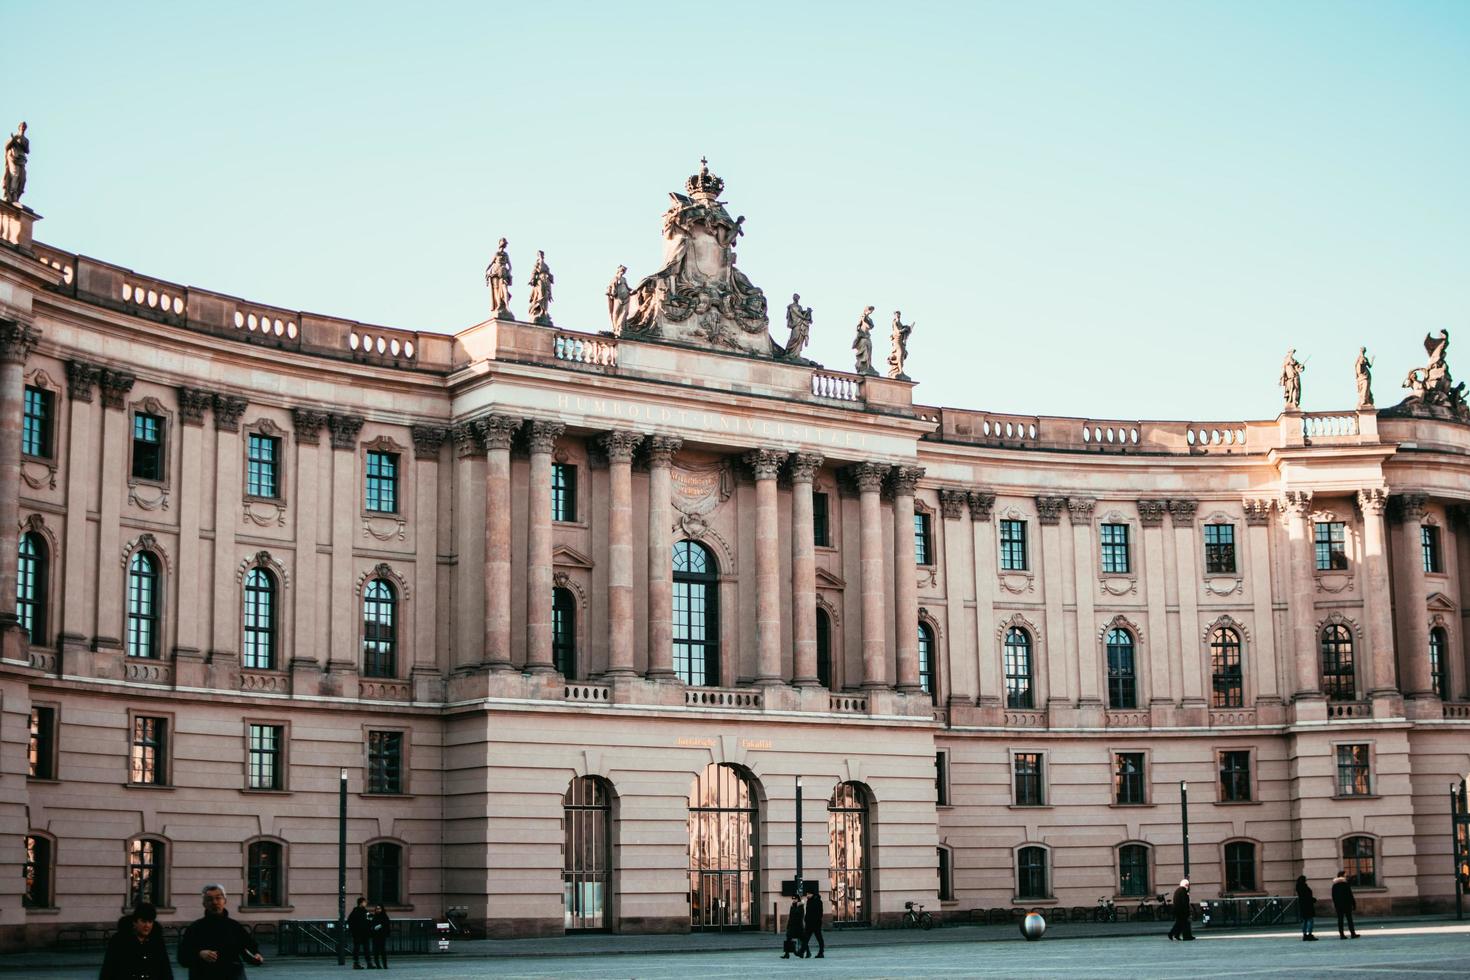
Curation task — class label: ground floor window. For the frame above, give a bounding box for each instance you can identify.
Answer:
[564,776,612,931]
[688,763,758,930]
[828,781,871,925]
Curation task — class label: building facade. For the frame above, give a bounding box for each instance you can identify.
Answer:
[0,164,1467,948]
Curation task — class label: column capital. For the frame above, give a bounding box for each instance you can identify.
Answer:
[1136,499,1168,526]
[938,488,968,520]
[788,452,824,483]
[646,435,683,466]
[844,461,890,493]
[178,386,213,427]
[1281,489,1314,517]
[1066,496,1096,522]
[1242,498,1276,525]
[66,359,100,403]
[967,489,996,522]
[325,413,364,451]
[98,369,136,410]
[1167,498,1198,524]
[1393,492,1428,523]
[1356,487,1389,516]
[411,425,448,460]
[744,448,788,481]
[0,318,40,365]
[889,465,925,495]
[525,419,565,454]
[290,407,328,445]
[1035,495,1065,525]
[212,393,248,432]
[475,414,521,451]
[449,421,484,458]
[600,429,644,463]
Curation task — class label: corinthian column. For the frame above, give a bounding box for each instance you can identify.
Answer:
[746,449,789,686]
[1283,490,1321,700]
[892,466,925,692]
[789,453,824,686]
[478,414,520,670]
[601,431,643,677]
[1357,489,1398,697]
[645,435,682,680]
[525,420,565,673]
[847,463,891,689]
[0,319,39,625]
[1395,493,1435,700]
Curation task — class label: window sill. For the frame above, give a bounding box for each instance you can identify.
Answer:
[121,906,176,915]
[24,907,60,916]
[241,788,291,796]
[362,508,402,518]
[1333,793,1380,801]
[26,777,60,785]
[1215,799,1261,806]
[21,452,56,464]
[361,792,414,800]
[129,477,169,489]
[1203,570,1239,579]
[1348,886,1387,893]
[1108,802,1155,809]
[553,519,588,529]
[240,904,295,914]
[125,782,174,791]
[1008,804,1052,810]
[1013,896,1056,906]
[1221,891,1268,899]
[936,804,954,811]
[815,544,837,554]
[243,494,284,504]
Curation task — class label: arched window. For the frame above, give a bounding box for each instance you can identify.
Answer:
[816,608,832,689]
[126,553,160,659]
[828,781,871,925]
[672,541,719,687]
[1320,624,1355,701]
[1106,628,1137,709]
[1342,836,1376,887]
[1118,843,1150,897]
[128,837,166,907]
[1004,627,1034,709]
[1017,846,1048,899]
[688,763,758,930]
[23,833,53,908]
[552,587,577,678]
[246,840,284,907]
[366,841,403,906]
[1210,627,1243,708]
[1429,626,1449,700]
[17,531,47,646]
[563,776,613,931]
[242,567,277,671]
[918,622,936,699]
[1223,840,1257,893]
[362,579,396,678]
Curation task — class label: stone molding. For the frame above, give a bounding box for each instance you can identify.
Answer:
[98,369,136,410]
[1242,498,1276,526]
[938,489,968,521]
[1356,488,1389,516]
[645,435,683,466]
[476,414,521,452]
[844,462,889,494]
[0,318,40,364]
[449,421,484,458]
[290,407,328,445]
[212,394,248,432]
[1281,490,1313,517]
[1393,492,1428,523]
[66,360,100,403]
[744,449,788,481]
[177,386,212,426]
[525,419,565,455]
[1136,499,1168,527]
[1035,496,1065,525]
[599,430,643,463]
[1066,496,1096,522]
[326,413,364,451]
[787,452,824,484]
[967,490,996,522]
[890,465,925,496]
[410,425,448,460]
[1168,498,1198,524]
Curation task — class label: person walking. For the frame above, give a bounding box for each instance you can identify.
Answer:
[781,894,804,958]
[1295,875,1318,941]
[1331,870,1359,939]
[100,902,174,980]
[178,884,264,979]
[1167,878,1195,941]
[800,889,825,958]
[369,904,392,969]
[347,897,372,969]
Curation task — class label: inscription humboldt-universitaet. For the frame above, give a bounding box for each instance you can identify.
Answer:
[554,393,873,450]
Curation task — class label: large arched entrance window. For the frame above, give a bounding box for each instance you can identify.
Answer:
[827,781,871,926]
[563,776,612,931]
[673,541,719,687]
[688,763,758,931]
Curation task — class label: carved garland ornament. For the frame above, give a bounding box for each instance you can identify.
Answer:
[355,562,410,600]
[236,551,291,589]
[1202,614,1251,644]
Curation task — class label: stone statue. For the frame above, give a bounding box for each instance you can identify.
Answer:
[1385,328,1469,422]
[1279,348,1305,411]
[606,265,631,336]
[887,310,914,381]
[1355,347,1374,408]
[2,122,29,206]
[485,238,512,320]
[781,293,813,360]
[527,250,554,325]
[853,306,876,376]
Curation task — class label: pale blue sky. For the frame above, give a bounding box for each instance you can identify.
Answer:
[9,1,1469,421]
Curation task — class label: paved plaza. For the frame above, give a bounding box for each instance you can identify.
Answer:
[13,920,1470,979]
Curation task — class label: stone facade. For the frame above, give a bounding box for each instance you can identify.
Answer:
[0,190,1468,949]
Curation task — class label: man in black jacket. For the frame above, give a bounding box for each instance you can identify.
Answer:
[347,897,372,969]
[800,889,825,958]
[1331,870,1359,939]
[178,884,264,979]
[1167,879,1195,941]
[100,902,174,980]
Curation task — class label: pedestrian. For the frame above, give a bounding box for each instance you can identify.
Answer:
[347,897,372,969]
[800,888,825,958]
[178,884,264,979]
[1331,870,1359,939]
[782,894,804,958]
[370,904,392,969]
[1295,875,1318,941]
[1167,878,1195,941]
[100,902,174,980]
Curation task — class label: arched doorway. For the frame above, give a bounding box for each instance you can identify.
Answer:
[828,781,871,925]
[688,763,759,930]
[563,776,612,931]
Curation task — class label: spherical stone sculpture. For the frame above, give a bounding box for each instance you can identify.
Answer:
[1020,910,1047,941]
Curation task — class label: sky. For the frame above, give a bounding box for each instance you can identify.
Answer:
[8,1,1469,421]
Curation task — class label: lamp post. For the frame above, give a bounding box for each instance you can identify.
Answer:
[1180,780,1191,880]
[795,775,804,898]
[337,767,348,966]
[1453,774,1469,922]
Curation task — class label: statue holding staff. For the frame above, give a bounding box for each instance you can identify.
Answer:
[485,238,512,319]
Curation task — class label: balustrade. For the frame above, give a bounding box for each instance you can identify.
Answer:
[811,371,863,402]
[564,683,612,702]
[553,333,618,367]
[685,687,764,709]
[828,694,869,714]
[1301,413,1360,440]
[1326,700,1370,719]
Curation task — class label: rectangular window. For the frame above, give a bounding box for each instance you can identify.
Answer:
[1219,750,1252,802]
[1204,523,1236,574]
[247,724,284,791]
[1315,521,1347,571]
[812,492,830,548]
[28,705,57,780]
[365,451,398,513]
[937,847,953,901]
[23,834,52,908]
[22,386,53,458]
[1013,752,1044,806]
[131,412,165,481]
[999,519,1028,571]
[129,716,168,786]
[1422,525,1442,574]
[1017,848,1048,899]
[935,751,950,806]
[551,462,577,522]
[1113,752,1145,805]
[1100,523,1130,574]
[914,512,933,566]
[367,730,404,795]
[246,433,280,498]
[1336,744,1371,797]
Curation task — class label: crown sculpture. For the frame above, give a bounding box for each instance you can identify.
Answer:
[620,159,773,356]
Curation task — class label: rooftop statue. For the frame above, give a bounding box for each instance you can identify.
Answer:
[1279,348,1304,411]
[887,310,914,381]
[853,306,876,376]
[1355,347,1374,409]
[606,265,631,336]
[527,250,554,325]
[623,159,773,355]
[2,122,28,206]
[780,293,813,362]
[1383,329,1469,423]
[485,238,513,321]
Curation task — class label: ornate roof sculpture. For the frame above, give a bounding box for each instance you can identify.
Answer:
[622,159,773,356]
[1382,329,1469,423]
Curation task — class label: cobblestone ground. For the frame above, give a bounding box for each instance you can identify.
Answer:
[23,922,1470,979]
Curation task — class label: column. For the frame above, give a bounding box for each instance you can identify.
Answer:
[789,453,823,686]
[525,420,564,674]
[93,369,136,651]
[60,362,99,657]
[746,449,788,686]
[645,436,682,679]
[892,466,924,692]
[1242,500,1282,706]
[1169,499,1205,707]
[848,462,890,689]
[1356,489,1398,697]
[939,489,976,704]
[324,413,363,671]
[1066,497,1099,705]
[289,409,327,674]
[1138,501,1173,706]
[174,387,213,658]
[968,490,999,707]
[600,431,643,677]
[0,320,39,625]
[1036,496,1067,707]
[477,415,520,671]
[411,426,447,677]
[1282,490,1321,700]
[209,395,248,663]
[1395,493,1435,700]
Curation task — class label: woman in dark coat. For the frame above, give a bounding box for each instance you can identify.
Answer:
[369,905,392,969]
[781,895,805,958]
[1295,875,1318,940]
[100,903,174,980]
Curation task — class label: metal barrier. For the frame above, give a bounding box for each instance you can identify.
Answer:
[1200,896,1298,928]
[276,919,434,956]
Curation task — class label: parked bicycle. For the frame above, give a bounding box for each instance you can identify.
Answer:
[1093,896,1117,923]
[902,901,935,930]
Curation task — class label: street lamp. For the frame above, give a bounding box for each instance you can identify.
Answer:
[1180,780,1191,881]
[795,776,804,898]
[337,767,348,966]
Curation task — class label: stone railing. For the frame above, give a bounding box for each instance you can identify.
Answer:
[811,370,864,402]
[685,687,764,709]
[360,680,411,701]
[929,408,1266,455]
[1442,702,1470,720]
[27,648,57,674]
[564,683,612,703]
[1082,420,1142,448]
[553,334,618,368]
[240,671,289,694]
[1185,425,1249,450]
[1105,709,1150,728]
[125,660,173,685]
[31,242,75,287]
[1209,708,1258,727]
[1301,413,1360,441]
[829,694,869,714]
[1327,700,1370,719]
[1005,709,1047,727]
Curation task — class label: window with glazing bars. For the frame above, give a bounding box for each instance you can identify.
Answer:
[999,519,1027,571]
[1100,523,1130,573]
[1422,525,1443,573]
[551,463,576,522]
[367,841,402,905]
[130,716,167,785]
[1336,744,1371,796]
[1314,522,1347,570]
[1211,627,1244,707]
[242,568,276,670]
[1342,836,1376,886]
[1429,627,1449,700]
[1119,844,1149,897]
[23,835,51,908]
[246,434,280,498]
[1106,629,1137,709]
[17,531,46,646]
[1013,753,1044,806]
[1004,628,1033,709]
[22,386,52,458]
[1204,523,1236,574]
[28,706,56,780]
[248,724,283,791]
[1223,841,1256,892]
[1114,752,1145,805]
[552,587,576,677]
[131,412,164,481]
[1219,750,1251,802]
[128,838,164,907]
[247,840,282,906]
[362,579,396,677]
[1320,624,1355,701]
[914,512,932,565]
[918,622,935,698]
[1017,846,1048,898]
[812,492,830,547]
[367,731,404,794]
[365,451,398,513]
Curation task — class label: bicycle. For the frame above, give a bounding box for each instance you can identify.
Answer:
[902,901,935,930]
[1093,896,1117,923]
